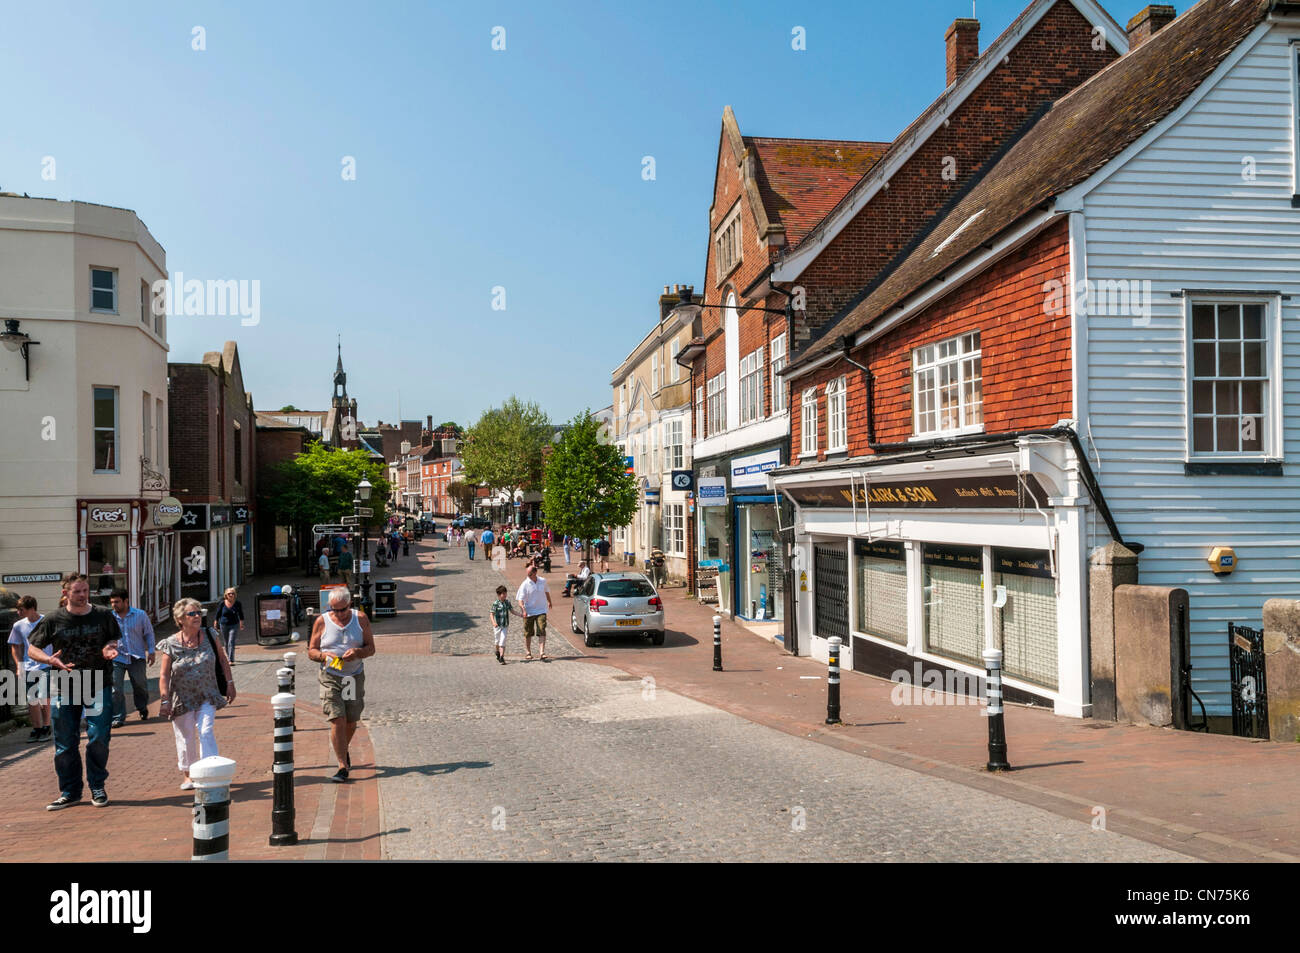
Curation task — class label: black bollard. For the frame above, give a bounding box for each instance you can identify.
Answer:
[269,692,298,846]
[825,636,842,725]
[983,648,1011,771]
[190,756,236,861]
[712,614,723,672]
[283,653,297,730]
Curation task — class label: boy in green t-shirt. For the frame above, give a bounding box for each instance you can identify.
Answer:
[489,585,522,664]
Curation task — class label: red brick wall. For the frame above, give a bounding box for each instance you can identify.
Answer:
[790,219,1072,461]
[792,0,1116,339]
[167,365,218,498]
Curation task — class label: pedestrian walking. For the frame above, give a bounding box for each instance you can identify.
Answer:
[308,588,376,783]
[516,563,553,661]
[562,535,571,565]
[215,587,245,664]
[26,576,121,810]
[489,584,522,664]
[318,549,332,585]
[339,544,354,588]
[595,535,611,573]
[481,526,495,560]
[108,588,155,728]
[158,598,235,790]
[465,528,477,560]
[8,595,50,742]
[402,534,410,557]
[389,533,400,561]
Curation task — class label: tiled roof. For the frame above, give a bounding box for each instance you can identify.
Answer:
[796,0,1269,365]
[745,137,890,248]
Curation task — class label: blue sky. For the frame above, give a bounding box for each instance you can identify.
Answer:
[2,0,1050,428]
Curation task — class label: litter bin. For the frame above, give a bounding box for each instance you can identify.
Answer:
[373,580,397,618]
[255,593,293,646]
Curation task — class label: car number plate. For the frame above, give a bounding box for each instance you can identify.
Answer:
[615,619,641,627]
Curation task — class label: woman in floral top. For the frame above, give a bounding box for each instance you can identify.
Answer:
[159,597,235,790]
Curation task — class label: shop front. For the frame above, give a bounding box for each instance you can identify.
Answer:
[694,445,789,621]
[773,436,1092,717]
[178,503,212,604]
[81,501,135,607]
[140,496,182,622]
[232,501,253,580]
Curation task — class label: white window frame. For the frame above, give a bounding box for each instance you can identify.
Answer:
[91,268,118,314]
[93,386,120,473]
[1292,43,1300,198]
[770,333,787,414]
[912,331,983,439]
[670,340,681,382]
[739,346,764,425]
[651,352,660,392]
[1184,295,1283,462]
[800,387,819,458]
[695,386,704,439]
[714,203,743,283]
[666,418,684,470]
[826,376,848,453]
[140,280,150,325]
[707,372,726,435]
[664,503,685,556]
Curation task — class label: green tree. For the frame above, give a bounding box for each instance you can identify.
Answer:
[262,442,391,531]
[438,421,461,433]
[278,404,302,412]
[542,410,638,562]
[446,479,478,515]
[460,397,551,506]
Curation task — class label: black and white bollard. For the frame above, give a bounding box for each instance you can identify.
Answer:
[825,636,842,725]
[276,666,292,696]
[269,691,298,846]
[190,755,236,861]
[283,652,297,694]
[983,648,1011,771]
[712,615,723,672]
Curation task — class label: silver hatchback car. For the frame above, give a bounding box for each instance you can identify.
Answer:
[570,572,665,647]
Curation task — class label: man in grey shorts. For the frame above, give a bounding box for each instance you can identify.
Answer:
[308,588,376,782]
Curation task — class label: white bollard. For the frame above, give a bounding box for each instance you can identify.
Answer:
[190,755,237,861]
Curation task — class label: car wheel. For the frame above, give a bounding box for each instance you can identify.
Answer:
[583,616,599,648]
[571,609,581,634]
[651,631,665,646]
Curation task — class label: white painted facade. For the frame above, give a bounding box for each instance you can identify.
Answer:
[1064,20,1297,715]
[0,196,171,614]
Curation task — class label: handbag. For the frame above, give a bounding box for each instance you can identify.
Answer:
[204,627,229,696]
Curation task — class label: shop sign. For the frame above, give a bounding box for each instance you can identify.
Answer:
[180,504,209,530]
[697,477,727,506]
[2,572,62,585]
[86,503,132,532]
[922,543,982,571]
[210,504,233,527]
[993,547,1053,579]
[149,496,184,528]
[785,473,1048,510]
[699,559,729,572]
[232,504,250,524]
[853,539,905,561]
[179,532,210,592]
[731,450,781,488]
[670,470,694,492]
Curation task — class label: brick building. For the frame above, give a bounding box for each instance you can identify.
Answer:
[168,341,255,603]
[253,415,312,572]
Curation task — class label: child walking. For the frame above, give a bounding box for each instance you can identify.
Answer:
[489,585,522,664]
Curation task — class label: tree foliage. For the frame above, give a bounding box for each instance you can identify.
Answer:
[460,397,551,500]
[446,480,478,514]
[278,404,301,412]
[542,410,638,548]
[262,442,391,530]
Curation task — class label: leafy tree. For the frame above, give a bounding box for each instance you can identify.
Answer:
[460,397,551,506]
[278,404,302,412]
[543,410,638,562]
[262,442,391,533]
[438,421,461,433]
[446,480,478,515]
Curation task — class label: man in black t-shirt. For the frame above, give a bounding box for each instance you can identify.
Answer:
[595,536,611,573]
[27,577,121,810]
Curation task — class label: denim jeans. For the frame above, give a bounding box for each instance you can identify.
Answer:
[111,657,149,722]
[220,623,239,663]
[52,680,113,798]
[467,541,476,560]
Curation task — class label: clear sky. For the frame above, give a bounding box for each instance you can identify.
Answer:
[1,0,1050,428]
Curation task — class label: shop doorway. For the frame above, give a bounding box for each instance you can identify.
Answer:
[813,543,849,643]
[733,496,784,621]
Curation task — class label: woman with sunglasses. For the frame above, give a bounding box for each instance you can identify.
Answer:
[158,598,236,790]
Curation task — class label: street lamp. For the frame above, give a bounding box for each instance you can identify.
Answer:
[0,319,39,381]
[356,477,373,615]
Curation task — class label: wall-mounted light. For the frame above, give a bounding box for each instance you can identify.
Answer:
[0,319,39,381]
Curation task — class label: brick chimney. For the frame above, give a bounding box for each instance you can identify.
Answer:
[945,18,979,86]
[1126,5,1175,50]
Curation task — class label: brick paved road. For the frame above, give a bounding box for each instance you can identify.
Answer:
[368,537,1193,861]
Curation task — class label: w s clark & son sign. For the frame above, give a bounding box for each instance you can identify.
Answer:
[785,474,1048,510]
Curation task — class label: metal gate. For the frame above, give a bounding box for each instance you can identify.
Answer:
[1228,623,1269,740]
[814,544,849,643]
[781,533,798,655]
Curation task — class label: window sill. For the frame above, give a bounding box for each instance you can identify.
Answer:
[1184,460,1282,476]
[910,426,985,442]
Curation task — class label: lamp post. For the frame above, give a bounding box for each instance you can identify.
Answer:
[357,477,373,614]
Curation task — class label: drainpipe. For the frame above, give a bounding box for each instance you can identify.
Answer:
[836,335,876,445]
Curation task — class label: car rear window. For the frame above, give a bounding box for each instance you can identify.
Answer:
[597,579,655,598]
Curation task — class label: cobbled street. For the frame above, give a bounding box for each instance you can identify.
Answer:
[362,538,1193,861]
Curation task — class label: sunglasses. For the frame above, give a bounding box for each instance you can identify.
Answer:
[185,611,201,617]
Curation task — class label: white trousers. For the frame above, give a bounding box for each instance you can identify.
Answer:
[172,702,218,774]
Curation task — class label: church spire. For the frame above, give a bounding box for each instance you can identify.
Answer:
[333,335,347,399]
